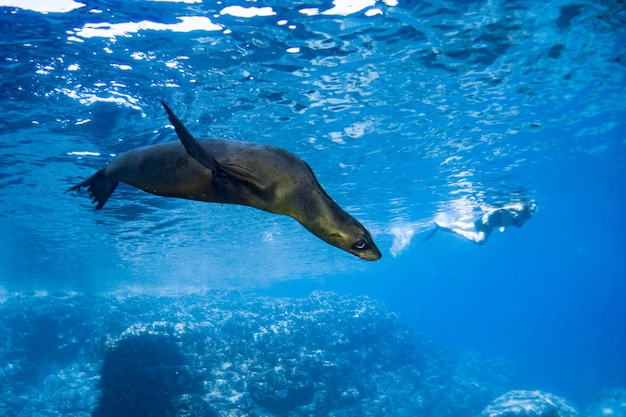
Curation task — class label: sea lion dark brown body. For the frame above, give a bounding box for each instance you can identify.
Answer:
[68,102,381,261]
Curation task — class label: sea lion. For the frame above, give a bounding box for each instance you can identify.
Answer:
[68,102,381,261]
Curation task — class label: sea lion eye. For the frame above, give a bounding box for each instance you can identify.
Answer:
[354,238,367,250]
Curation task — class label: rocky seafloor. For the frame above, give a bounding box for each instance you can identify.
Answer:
[0,291,622,417]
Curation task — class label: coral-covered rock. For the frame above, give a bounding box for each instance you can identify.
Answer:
[481,389,579,417]
[0,291,517,417]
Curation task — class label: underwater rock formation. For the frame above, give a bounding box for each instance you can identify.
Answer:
[0,291,518,416]
[481,389,579,417]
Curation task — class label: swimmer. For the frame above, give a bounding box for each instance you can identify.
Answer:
[423,200,537,245]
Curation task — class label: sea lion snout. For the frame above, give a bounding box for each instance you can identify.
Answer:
[355,246,382,261]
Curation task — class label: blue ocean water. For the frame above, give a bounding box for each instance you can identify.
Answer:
[0,0,625,415]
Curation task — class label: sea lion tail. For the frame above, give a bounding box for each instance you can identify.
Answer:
[66,169,118,209]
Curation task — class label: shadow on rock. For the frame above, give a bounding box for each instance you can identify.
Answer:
[92,334,197,417]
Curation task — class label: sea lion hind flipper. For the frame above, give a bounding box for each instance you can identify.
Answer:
[66,169,118,209]
[421,222,440,242]
[161,101,221,173]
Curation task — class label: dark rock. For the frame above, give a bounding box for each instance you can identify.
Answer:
[93,333,198,417]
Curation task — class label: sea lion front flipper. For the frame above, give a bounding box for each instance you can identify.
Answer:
[219,162,266,192]
[161,101,221,174]
[66,169,118,209]
[161,101,266,192]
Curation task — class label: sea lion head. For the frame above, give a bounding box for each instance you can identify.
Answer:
[326,220,382,261]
